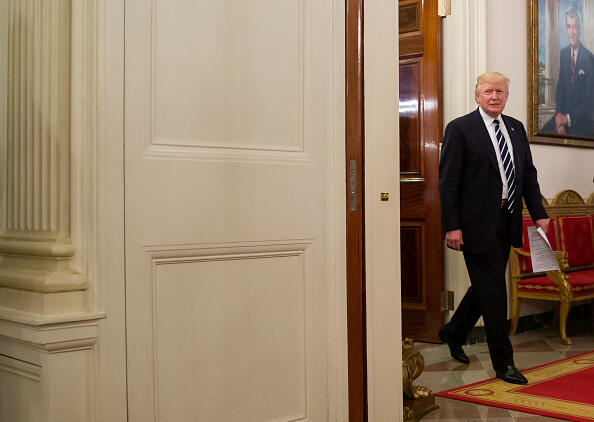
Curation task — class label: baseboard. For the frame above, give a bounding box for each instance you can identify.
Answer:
[464,303,593,346]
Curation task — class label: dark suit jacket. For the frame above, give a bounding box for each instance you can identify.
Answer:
[556,43,594,137]
[439,108,548,254]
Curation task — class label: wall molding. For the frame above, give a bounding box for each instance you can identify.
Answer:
[147,0,306,154]
[143,144,315,165]
[0,354,41,380]
[0,315,101,422]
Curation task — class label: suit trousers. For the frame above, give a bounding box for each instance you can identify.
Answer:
[446,206,514,372]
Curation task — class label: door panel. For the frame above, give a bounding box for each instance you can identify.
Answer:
[125,0,339,420]
[400,225,423,304]
[399,0,444,342]
[399,59,421,174]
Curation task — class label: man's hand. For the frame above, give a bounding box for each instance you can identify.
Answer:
[445,229,463,250]
[555,113,569,133]
[535,218,550,233]
[555,112,569,128]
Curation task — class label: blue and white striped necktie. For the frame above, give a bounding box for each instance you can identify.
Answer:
[493,119,516,212]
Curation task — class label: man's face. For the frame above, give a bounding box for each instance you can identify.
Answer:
[567,16,580,48]
[475,81,508,118]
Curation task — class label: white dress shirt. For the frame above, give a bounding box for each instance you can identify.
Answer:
[479,106,515,200]
[572,45,579,64]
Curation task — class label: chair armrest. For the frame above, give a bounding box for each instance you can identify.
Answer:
[513,248,531,257]
[511,248,568,270]
[509,248,569,281]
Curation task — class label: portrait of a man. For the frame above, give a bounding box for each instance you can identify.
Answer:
[538,1,594,139]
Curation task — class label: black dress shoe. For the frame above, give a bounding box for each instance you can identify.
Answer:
[438,327,470,364]
[495,365,528,385]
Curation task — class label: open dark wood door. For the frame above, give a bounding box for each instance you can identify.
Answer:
[399,0,444,342]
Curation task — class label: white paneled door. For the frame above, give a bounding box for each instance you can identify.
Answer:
[125,0,345,420]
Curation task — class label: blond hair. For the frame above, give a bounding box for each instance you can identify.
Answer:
[475,72,510,94]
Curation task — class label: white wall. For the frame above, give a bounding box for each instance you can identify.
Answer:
[486,0,594,199]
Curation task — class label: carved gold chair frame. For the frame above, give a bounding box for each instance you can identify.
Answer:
[509,190,594,345]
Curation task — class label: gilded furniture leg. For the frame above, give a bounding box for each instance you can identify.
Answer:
[559,301,572,345]
[402,338,438,421]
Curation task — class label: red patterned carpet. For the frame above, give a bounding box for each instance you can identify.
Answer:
[436,350,594,421]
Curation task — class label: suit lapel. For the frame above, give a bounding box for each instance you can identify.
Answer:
[471,108,499,173]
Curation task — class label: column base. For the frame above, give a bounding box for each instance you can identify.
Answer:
[0,287,91,317]
[0,240,88,293]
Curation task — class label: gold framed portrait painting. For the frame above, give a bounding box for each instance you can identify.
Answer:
[528,0,594,148]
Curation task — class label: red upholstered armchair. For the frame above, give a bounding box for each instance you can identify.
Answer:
[509,190,594,345]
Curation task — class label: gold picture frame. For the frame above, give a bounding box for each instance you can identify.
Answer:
[527,0,594,148]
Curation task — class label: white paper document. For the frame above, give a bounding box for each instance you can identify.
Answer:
[527,226,559,272]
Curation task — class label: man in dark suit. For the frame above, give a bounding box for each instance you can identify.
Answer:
[438,72,550,385]
[542,7,594,137]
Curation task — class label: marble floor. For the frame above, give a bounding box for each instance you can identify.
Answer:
[414,321,594,421]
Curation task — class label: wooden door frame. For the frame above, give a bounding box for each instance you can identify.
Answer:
[346,0,367,420]
[347,1,403,419]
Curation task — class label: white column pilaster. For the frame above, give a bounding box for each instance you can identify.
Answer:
[0,0,87,313]
[443,0,487,122]
[0,3,104,420]
[442,0,487,318]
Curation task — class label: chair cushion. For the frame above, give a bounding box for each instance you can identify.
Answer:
[567,269,594,290]
[517,275,558,293]
[557,216,594,267]
[517,269,594,295]
[519,217,558,273]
